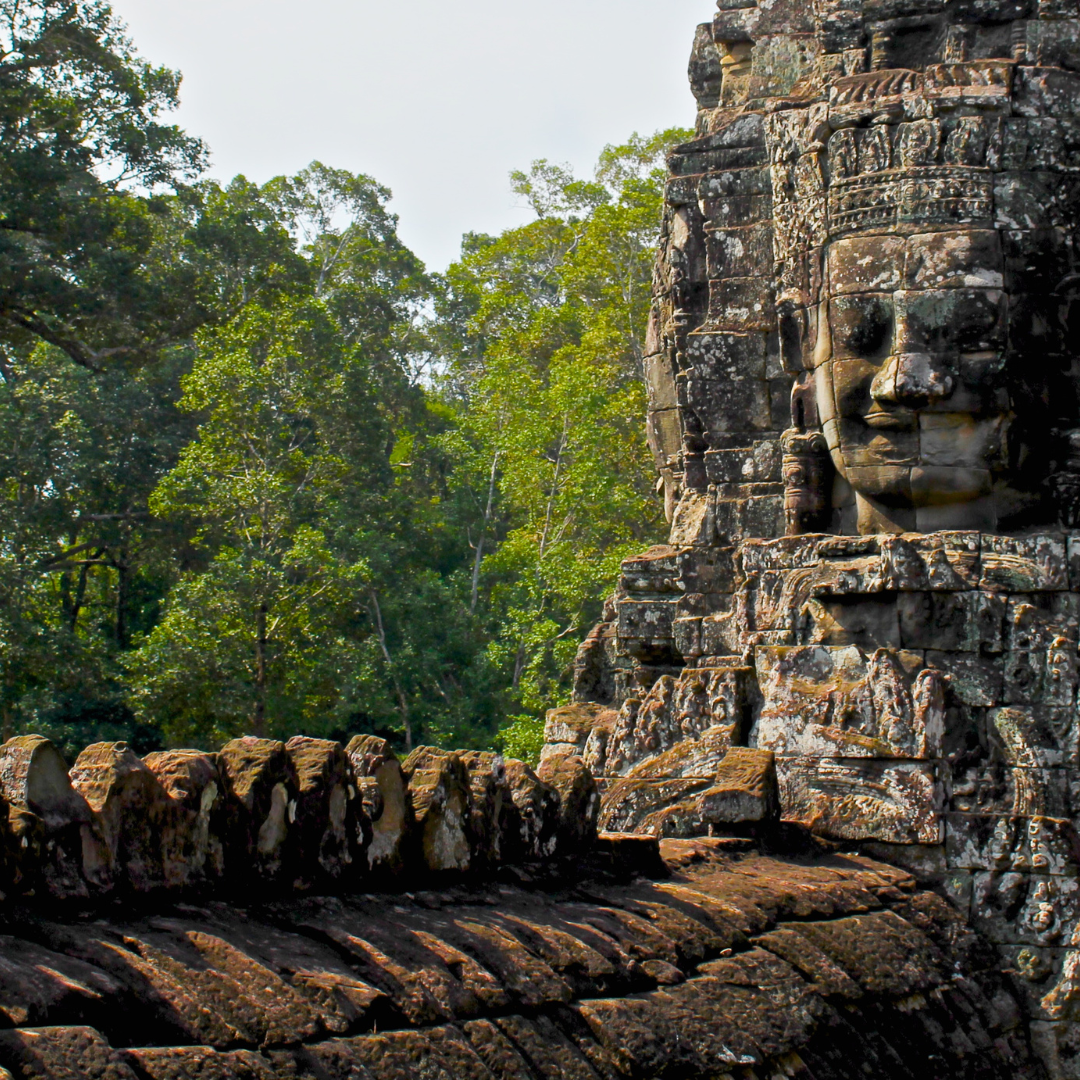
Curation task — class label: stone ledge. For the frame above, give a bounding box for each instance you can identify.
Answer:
[0,845,1043,1080]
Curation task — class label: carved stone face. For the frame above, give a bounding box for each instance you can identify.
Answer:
[812,228,1031,532]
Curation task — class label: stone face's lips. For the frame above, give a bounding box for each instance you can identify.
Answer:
[863,411,916,430]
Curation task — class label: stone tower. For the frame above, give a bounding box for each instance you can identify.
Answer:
[543,0,1080,1068]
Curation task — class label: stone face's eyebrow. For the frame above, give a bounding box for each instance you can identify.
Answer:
[902,230,1005,289]
[827,236,905,295]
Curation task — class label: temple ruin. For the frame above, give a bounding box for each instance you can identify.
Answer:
[2,0,1080,1075]
[542,0,1080,1072]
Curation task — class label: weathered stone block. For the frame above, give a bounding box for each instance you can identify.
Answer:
[704,224,773,279]
[669,491,715,546]
[972,870,1080,947]
[537,754,599,853]
[700,612,740,656]
[458,750,510,866]
[646,407,681,467]
[809,554,885,596]
[503,759,560,861]
[777,758,941,843]
[543,703,613,749]
[620,545,681,592]
[0,735,100,899]
[738,568,809,633]
[899,590,1005,651]
[599,777,713,834]
[981,535,1068,592]
[697,165,771,199]
[605,667,749,777]
[616,598,676,644]
[70,742,175,894]
[1014,66,1080,119]
[705,277,774,332]
[989,706,1078,769]
[1003,598,1080,706]
[401,747,473,873]
[684,330,767,382]
[1030,1020,1080,1079]
[807,595,902,648]
[757,646,942,759]
[884,534,983,590]
[927,650,1004,706]
[218,738,300,884]
[946,814,1080,876]
[644,352,678,412]
[687,374,772,434]
[345,735,411,874]
[978,942,1068,1024]
[286,737,368,887]
[701,746,779,823]
[0,1027,138,1080]
[949,762,1075,818]
[742,494,784,541]
[143,749,225,890]
[623,725,741,784]
[673,615,702,658]
[738,536,823,573]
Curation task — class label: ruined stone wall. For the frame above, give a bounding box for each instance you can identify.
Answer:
[0,834,1051,1080]
[554,530,1080,1074]
[0,727,1048,1079]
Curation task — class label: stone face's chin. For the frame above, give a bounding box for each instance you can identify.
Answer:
[832,414,1009,496]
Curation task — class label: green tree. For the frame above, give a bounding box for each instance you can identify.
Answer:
[432,131,690,747]
[123,166,498,750]
[0,339,197,755]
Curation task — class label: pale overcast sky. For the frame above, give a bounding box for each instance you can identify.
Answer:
[116,0,710,271]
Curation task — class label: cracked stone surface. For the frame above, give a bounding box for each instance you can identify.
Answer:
[0,839,1044,1079]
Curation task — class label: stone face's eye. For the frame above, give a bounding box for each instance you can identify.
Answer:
[899,289,1004,353]
[829,295,893,360]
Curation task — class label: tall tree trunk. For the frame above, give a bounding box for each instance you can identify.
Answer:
[69,559,93,633]
[470,452,499,615]
[512,641,527,692]
[114,553,129,648]
[368,588,412,752]
[253,601,268,738]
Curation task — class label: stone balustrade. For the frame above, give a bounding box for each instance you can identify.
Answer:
[0,734,600,905]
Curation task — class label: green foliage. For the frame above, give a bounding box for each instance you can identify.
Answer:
[0,0,688,760]
[496,715,546,769]
[0,0,301,372]
[433,128,690,736]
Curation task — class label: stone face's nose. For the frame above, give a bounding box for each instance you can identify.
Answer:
[871,353,955,406]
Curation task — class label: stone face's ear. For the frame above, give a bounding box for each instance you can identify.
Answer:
[777,295,808,374]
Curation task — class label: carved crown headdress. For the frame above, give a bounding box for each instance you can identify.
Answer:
[765,59,1020,285]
